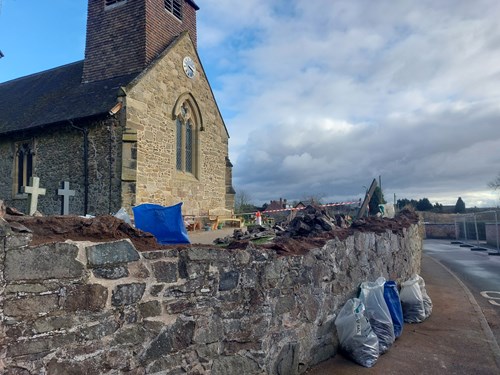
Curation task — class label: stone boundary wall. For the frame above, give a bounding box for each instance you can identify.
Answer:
[424,223,456,239]
[0,221,422,374]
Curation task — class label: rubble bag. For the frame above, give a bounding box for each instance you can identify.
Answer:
[383,280,404,338]
[400,275,426,323]
[132,202,190,245]
[359,277,395,354]
[335,298,379,368]
[417,275,433,319]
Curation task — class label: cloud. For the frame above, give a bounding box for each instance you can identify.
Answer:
[199,0,500,206]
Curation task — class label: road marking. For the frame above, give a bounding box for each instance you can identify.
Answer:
[480,291,500,306]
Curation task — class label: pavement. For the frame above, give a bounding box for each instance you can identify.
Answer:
[307,254,500,375]
[187,230,500,374]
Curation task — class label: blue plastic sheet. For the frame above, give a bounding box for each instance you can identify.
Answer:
[132,202,190,245]
[383,280,404,338]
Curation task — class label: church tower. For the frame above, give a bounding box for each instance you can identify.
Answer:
[82,0,199,83]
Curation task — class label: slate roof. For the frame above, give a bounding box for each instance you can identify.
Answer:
[0,61,139,135]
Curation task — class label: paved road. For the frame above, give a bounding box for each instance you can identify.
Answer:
[424,239,500,345]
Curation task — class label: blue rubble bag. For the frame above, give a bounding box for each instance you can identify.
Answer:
[132,202,190,245]
[383,280,404,338]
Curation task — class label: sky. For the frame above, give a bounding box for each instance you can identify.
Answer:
[1,0,500,208]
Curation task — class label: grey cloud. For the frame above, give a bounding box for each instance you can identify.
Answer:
[197,0,500,206]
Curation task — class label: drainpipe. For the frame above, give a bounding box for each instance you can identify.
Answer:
[108,101,124,214]
[70,121,89,216]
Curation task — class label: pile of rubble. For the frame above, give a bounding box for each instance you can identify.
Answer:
[284,204,349,237]
[214,205,350,245]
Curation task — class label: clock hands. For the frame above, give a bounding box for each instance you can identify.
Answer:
[183,57,195,78]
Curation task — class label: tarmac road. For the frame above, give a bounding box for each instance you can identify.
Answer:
[424,239,500,347]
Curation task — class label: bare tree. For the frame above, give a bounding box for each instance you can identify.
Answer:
[300,193,325,205]
[489,173,500,191]
[234,190,254,214]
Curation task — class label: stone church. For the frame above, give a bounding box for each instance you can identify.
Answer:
[0,0,235,217]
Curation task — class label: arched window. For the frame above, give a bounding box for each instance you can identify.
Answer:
[174,100,199,176]
[14,141,34,196]
[185,120,193,173]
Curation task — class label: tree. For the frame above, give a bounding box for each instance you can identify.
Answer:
[416,198,433,211]
[454,197,466,213]
[489,173,500,191]
[433,202,443,212]
[397,198,418,210]
[234,190,254,214]
[300,193,325,205]
[369,186,386,215]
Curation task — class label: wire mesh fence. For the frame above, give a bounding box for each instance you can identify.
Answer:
[454,210,500,251]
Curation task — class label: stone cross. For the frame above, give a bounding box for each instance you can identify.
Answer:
[58,181,76,215]
[23,176,46,215]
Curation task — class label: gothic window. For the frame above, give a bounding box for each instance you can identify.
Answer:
[185,120,193,173]
[14,141,34,196]
[175,101,197,176]
[176,118,183,170]
[105,0,126,7]
[105,0,127,8]
[165,0,182,20]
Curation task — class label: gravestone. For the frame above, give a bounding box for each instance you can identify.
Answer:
[23,177,46,215]
[58,181,76,215]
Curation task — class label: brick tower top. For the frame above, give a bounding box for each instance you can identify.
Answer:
[82,0,199,83]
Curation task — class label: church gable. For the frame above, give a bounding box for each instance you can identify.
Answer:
[122,33,231,215]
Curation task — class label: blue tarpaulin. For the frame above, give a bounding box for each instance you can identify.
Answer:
[132,202,190,245]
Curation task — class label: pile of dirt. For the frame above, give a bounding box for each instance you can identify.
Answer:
[226,207,419,255]
[1,200,419,256]
[3,214,174,252]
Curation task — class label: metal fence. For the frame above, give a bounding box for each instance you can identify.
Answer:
[454,210,500,251]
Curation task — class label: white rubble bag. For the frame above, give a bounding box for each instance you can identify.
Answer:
[359,277,395,354]
[418,275,433,318]
[400,274,432,323]
[335,298,379,368]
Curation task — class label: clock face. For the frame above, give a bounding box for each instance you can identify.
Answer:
[183,56,196,78]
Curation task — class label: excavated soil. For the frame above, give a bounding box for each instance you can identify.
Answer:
[2,209,419,255]
[4,214,177,252]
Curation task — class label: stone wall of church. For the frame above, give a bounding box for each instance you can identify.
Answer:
[0,119,123,216]
[0,220,422,374]
[124,33,231,216]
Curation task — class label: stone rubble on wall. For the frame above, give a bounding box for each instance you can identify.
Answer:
[0,213,422,374]
[215,205,350,245]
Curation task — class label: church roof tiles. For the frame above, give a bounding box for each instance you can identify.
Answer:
[0,61,138,135]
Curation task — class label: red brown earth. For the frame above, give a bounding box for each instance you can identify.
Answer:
[2,207,419,255]
[3,214,175,252]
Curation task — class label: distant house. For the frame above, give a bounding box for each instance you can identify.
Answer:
[262,198,290,223]
[264,198,288,212]
[0,0,235,216]
[294,199,318,209]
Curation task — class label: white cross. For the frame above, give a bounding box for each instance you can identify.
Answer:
[23,176,46,215]
[58,181,76,215]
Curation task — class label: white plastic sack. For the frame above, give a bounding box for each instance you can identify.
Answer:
[359,277,395,354]
[114,207,132,225]
[335,298,379,368]
[400,275,426,323]
[417,275,433,319]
